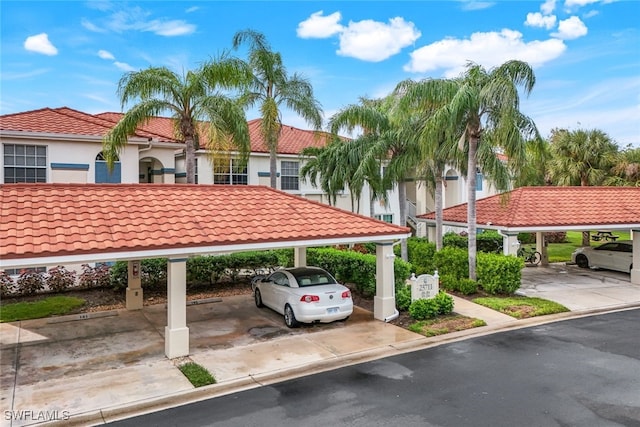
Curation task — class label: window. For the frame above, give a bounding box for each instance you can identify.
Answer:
[476,168,483,191]
[281,161,299,190]
[3,144,47,183]
[95,152,121,183]
[4,266,46,276]
[375,214,394,223]
[213,158,248,185]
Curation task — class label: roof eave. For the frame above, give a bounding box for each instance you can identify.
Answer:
[0,233,411,270]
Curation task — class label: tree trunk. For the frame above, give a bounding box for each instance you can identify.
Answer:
[467,137,478,281]
[185,137,196,184]
[582,231,591,247]
[269,149,277,189]
[435,172,444,251]
[398,180,408,262]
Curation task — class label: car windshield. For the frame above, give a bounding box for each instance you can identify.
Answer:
[291,269,337,287]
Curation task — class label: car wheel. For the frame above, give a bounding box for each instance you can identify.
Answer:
[254,289,264,308]
[531,251,542,265]
[575,254,589,268]
[284,304,299,328]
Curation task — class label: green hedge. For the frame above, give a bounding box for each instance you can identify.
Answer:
[108,247,412,297]
[477,253,524,295]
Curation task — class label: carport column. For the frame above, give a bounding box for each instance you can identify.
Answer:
[502,232,520,256]
[374,242,397,321]
[631,230,640,285]
[165,258,189,359]
[294,247,307,267]
[125,260,143,310]
[536,232,549,266]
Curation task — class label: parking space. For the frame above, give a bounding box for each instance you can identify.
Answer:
[519,263,640,311]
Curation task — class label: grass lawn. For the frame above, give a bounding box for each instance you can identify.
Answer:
[472,296,569,319]
[177,361,216,387]
[547,230,630,263]
[0,296,85,322]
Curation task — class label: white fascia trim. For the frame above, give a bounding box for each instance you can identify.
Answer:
[419,219,640,233]
[0,233,411,269]
[0,130,150,144]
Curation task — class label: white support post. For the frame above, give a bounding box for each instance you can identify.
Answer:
[502,232,520,256]
[294,247,307,267]
[125,260,143,310]
[374,242,397,322]
[165,258,189,359]
[536,232,548,266]
[631,229,640,286]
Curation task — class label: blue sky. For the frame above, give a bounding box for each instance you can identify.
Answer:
[1,0,639,147]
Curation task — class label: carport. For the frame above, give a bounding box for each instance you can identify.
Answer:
[0,183,410,359]
[418,186,640,285]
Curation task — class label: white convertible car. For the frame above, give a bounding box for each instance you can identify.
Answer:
[251,266,353,328]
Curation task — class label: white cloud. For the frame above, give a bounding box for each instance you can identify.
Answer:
[87,6,196,37]
[564,0,601,7]
[81,18,106,33]
[24,33,58,56]
[459,1,496,11]
[338,17,421,62]
[552,16,588,39]
[144,20,196,36]
[1,68,51,81]
[541,0,557,14]
[98,50,115,60]
[525,12,557,29]
[297,11,344,38]
[114,61,135,71]
[185,6,199,13]
[404,29,566,77]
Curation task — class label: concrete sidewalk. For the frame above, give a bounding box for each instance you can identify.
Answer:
[1,265,639,427]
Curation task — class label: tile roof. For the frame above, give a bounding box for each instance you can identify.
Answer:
[1,108,334,154]
[247,119,332,154]
[418,186,640,230]
[1,184,409,263]
[0,107,172,142]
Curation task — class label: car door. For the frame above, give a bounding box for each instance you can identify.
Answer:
[261,272,284,309]
[270,273,292,314]
[592,243,617,270]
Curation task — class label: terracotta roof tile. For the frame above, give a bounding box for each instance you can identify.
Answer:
[419,186,640,229]
[1,184,409,261]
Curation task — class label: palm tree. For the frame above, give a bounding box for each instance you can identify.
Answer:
[329,96,423,261]
[607,146,640,187]
[232,29,323,189]
[103,55,252,184]
[548,128,620,245]
[397,61,539,280]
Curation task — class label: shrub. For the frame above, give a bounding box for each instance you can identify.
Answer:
[545,232,567,244]
[433,291,454,315]
[457,278,479,295]
[433,247,469,279]
[395,285,412,312]
[409,298,439,320]
[443,232,467,249]
[78,264,110,289]
[109,262,129,291]
[477,253,524,295]
[45,266,76,292]
[517,232,535,244]
[0,271,16,297]
[477,230,503,254]
[16,270,45,295]
[438,274,458,292]
[141,258,167,288]
[405,238,436,275]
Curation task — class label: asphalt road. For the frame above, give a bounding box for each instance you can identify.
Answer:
[109,309,640,427]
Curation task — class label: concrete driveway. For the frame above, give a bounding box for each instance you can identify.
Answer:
[519,263,640,311]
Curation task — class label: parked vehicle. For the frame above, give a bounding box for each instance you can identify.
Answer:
[571,240,633,274]
[251,267,353,328]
